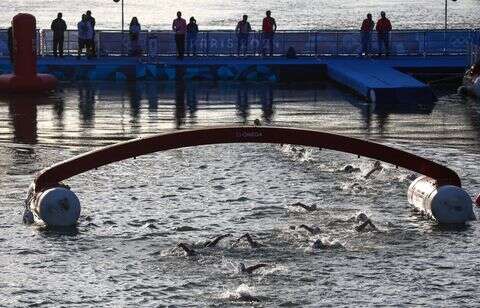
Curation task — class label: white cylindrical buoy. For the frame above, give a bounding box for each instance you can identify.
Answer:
[408,176,476,223]
[33,187,81,227]
[369,89,376,103]
[473,77,480,97]
[407,176,475,224]
[457,86,468,96]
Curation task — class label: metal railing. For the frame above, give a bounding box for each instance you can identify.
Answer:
[468,30,480,66]
[0,29,41,57]
[0,28,476,58]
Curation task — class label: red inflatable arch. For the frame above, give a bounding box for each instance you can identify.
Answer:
[33,126,462,193]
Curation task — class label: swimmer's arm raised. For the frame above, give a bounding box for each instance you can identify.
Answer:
[237,233,261,248]
[177,243,195,256]
[244,263,268,274]
[299,224,316,235]
[355,219,377,232]
[205,234,232,247]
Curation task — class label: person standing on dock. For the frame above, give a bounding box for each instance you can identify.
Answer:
[360,13,374,57]
[86,11,96,57]
[51,13,67,57]
[262,10,277,57]
[129,17,141,57]
[236,15,252,56]
[376,11,392,57]
[172,11,187,60]
[77,14,93,59]
[186,17,199,56]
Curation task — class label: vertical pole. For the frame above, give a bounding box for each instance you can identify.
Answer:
[444,0,448,32]
[444,0,447,54]
[336,31,339,56]
[423,31,427,57]
[122,0,125,33]
[122,0,125,55]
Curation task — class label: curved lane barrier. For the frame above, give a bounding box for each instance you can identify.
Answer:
[27,126,475,226]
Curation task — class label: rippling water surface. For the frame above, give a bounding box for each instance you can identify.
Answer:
[0,81,479,306]
[1,0,480,30]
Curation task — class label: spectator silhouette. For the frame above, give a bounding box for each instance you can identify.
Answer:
[360,13,374,57]
[51,12,67,57]
[236,15,252,56]
[376,11,392,57]
[262,10,277,56]
[187,17,199,56]
[77,14,94,59]
[129,17,141,56]
[172,11,187,60]
[86,10,96,56]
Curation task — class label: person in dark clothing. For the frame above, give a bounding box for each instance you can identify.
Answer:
[186,17,199,56]
[235,15,252,56]
[129,17,141,56]
[172,11,187,59]
[262,10,277,56]
[360,13,374,57]
[51,13,67,57]
[7,26,13,64]
[376,11,392,57]
[86,10,96,56]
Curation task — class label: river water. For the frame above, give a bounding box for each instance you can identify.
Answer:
[1,0,480,30]
[1,0,480,306]
[0,81,479,306]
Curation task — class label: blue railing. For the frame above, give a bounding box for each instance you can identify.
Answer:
[0,28,476,58]
[468,30,480,66]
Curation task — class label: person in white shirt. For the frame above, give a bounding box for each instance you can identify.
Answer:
[77,14,94,59]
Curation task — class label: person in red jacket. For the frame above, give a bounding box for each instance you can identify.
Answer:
[376,11,392,57]
[360,13,375,57]
[262,10,277,57]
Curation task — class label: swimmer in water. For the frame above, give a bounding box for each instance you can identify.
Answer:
[177,243,196,256]
[238,262,268,274]
[298,224,321,235]
[311,239,328,249]
[342,164,361,173]
[311,238,343,249]
[364,161,383,179]
[176,234,232,256]
[204,233,232,248]
[253,118,262,126]
[236,233,263,248]
[289,202,317,212]
[354,213,378,232]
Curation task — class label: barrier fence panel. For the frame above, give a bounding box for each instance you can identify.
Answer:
[280,31,315,56]
[0,28,475,58]
[424,31,470,55]
[42,30,82,56]
[389,31,424,55]
[0,30,9,56]
[469,30,480,66]
[98,31,148,56]
[148,31,176,56]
